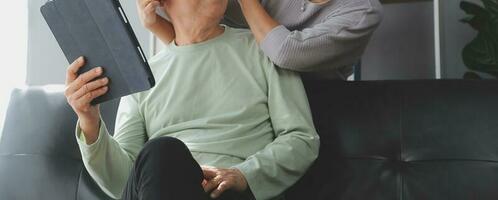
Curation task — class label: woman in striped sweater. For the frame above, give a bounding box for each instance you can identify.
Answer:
[139,0,383,80]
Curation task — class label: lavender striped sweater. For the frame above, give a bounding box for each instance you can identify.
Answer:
[223,0,383,79]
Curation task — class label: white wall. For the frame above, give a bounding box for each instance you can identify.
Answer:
[362,2,436,80]
[0,0,28,141]
[26,0,152,85]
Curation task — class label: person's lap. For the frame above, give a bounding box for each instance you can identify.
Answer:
[122,137,253,200]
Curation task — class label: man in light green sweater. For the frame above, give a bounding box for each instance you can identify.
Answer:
[63,0,319,199]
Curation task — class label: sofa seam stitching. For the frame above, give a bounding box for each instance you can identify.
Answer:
[75,167,84,200]
[399,86,404,200]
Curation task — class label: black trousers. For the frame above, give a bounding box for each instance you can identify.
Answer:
[122,137,254,200]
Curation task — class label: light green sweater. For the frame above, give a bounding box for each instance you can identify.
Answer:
[75,26,319,200]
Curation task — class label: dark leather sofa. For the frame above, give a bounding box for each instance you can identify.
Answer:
[1,80,498,200]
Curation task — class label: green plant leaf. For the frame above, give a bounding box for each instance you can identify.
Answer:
[461,0,498,78]
[463,71,483,79]
[460,1,489,30]
[482,0,498,14]
[482,0,498,35]
[462,31,498,73]
[461,1,487,17]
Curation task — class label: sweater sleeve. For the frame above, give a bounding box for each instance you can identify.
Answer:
[260,1,383,72]
[232,63,320,200]
[75,94,147,199]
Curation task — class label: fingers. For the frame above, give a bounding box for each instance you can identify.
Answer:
[63,57,108,118]
[137,0,161,27]
[73,86,109,112]
[211,181,231,199]
[66,56,85,85]
[202,170,233,198]
[137,0,148,8]
[144,0,160,14]
[202,166,217,179]
[80,86,109,107]
[201,167,249,199]
[71,77,109,100]
[138,0,158,9]
[203,178,219,193]
[65,67,104,96]
[202,167,219,192]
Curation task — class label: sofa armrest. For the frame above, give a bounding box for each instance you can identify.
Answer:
[0,85,119,200]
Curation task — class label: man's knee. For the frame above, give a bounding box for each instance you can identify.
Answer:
[134,137,200,177]
[141,137,188,159]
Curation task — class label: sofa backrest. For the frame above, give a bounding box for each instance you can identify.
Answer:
[2,80,498,200]
[0,86,118,200]
[286,80,498,200]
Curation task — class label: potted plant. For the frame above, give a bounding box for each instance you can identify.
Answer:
[460,0,498,79]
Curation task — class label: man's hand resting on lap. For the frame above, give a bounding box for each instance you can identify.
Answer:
[201,166,248,199]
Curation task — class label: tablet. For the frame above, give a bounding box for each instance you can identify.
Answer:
[41,0,155,104]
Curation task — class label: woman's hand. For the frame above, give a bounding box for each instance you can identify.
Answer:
[64,56,109,144]
[136,0,175,44]
[137,0,162,29]
[201,166,248,199]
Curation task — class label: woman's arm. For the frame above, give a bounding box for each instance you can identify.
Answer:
[237,0,279,43]
[237,0,383,72]
[147,18,175,45]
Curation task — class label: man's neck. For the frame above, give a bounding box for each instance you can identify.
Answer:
[172,19,224,46]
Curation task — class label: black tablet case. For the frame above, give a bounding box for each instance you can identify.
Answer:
[41,0,155,104]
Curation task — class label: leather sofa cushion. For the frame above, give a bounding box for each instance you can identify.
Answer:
[285,80,498,200]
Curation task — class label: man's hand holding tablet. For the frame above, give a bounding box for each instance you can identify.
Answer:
[64,56,108,145]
